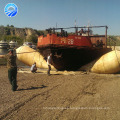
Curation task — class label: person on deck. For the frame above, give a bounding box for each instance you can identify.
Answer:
[0,49,18,91]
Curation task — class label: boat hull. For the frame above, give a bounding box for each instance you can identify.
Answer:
[38,45,112,70]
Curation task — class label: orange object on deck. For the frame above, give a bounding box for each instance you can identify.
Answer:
[36,26,112,70]
[38,34,92,48]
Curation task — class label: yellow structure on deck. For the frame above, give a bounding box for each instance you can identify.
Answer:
[91,50,120,74]
[16,46,55,69]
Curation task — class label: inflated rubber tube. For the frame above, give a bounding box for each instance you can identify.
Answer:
[91,50,120,74]
[16,46,55,69]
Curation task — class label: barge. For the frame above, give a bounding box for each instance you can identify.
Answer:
[37,26,112,70]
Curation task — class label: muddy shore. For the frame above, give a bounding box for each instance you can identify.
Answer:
[0,65,120,120]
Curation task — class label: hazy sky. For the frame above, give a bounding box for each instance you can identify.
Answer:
[0,0,120,35]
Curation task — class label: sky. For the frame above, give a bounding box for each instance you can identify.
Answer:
[0,0,120,35]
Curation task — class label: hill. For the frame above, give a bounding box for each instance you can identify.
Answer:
[0,25,46,45]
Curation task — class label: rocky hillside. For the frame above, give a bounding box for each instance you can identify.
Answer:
[0,25,45,45]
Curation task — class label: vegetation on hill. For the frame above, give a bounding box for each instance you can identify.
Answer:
[107,35,120,46]
[0,25,46,45]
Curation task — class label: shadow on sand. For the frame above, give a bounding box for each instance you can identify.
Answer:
[17,85,47,91]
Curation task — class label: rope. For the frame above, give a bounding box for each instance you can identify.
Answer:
[31,52,45,68]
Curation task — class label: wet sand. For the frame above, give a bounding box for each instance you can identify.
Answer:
[0,66,120,120]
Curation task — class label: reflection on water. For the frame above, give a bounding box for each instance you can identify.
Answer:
[0,49,8,55]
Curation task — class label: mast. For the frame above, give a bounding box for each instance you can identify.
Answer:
[105,26,108,48]
[75,19,78,34]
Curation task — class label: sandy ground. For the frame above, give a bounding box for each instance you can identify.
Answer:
[0,66,120,120]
